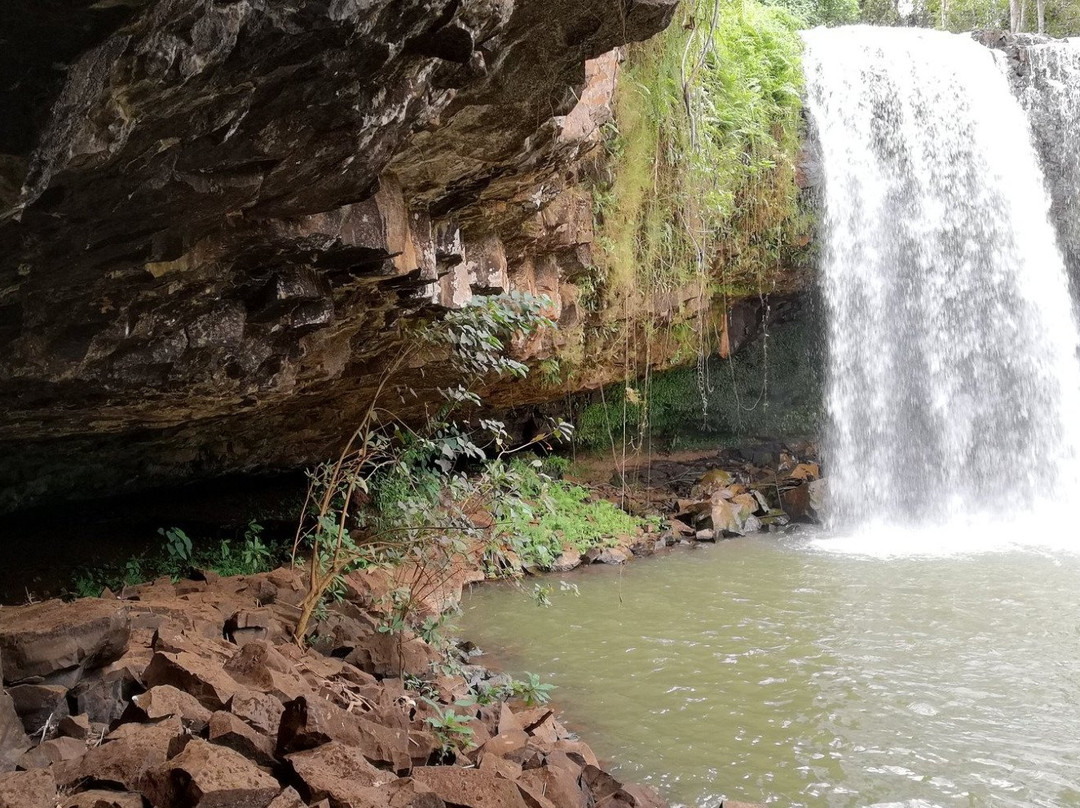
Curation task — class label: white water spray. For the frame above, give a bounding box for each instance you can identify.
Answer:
[802,27,1080,541]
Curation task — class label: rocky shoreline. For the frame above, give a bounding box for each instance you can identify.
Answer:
[0,445,822,808]
[0,565,671,808]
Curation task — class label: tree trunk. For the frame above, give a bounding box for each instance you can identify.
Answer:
[1009,0,1022,31]
[1037,0,1046,32]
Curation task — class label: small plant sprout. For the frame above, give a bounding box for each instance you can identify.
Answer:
[510,673,556,707]
[422,698,475,755]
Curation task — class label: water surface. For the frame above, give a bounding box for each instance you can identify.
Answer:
[458,537,1080,807]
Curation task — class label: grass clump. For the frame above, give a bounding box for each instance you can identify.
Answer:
[484,459,643,572]
[71,521,284,598]
[593,0,809,305]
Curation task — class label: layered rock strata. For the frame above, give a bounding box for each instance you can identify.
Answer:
[0,0,718,510]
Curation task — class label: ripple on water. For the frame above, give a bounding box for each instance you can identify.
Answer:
[457,537,1080,808]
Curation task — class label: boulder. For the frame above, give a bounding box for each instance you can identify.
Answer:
[277,696,411,772]
[264,788,306,808]
[7,683,69,735]
[52,716,184,792]
[344,634,441,680]
[0,768,56,808]
[709,497,761,537]
[143,651,238,711]
[780,479,826,523]
[582,766,666,808]
[60,789,144,808]
[223,642,308,702]
[208,711,277,767]
[0,692,31,773]
[478,729,528,761]
[692,469,735,497]
[228,690,285,737]
[595,547,632,565]
[411,768,529,808]
[68,663,141,726]
[551,549,582,572]
[57,714,92,740]
[124,685,213,732]
[519,751,589,808]
[0,600,129,684]
[284,741,395,805]
[15,736,87,770]
[145,739,279,808]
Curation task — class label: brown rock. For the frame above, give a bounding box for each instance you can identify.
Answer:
[277,696,410,772]
[57,713,92,740]
[551,549,582,572]
[224,642,308,702]
[515,779,558,808]
[53,716,183,792]
[265,788,306,808]
[285,741,395,805]
[15,736,87,770]
[61,789,144,808]
[668,518,696,537]
[224,610,284,647]
[693,469,735,497]
[479,730,528,761]
[552,739,599,768]
[125,685,213,732]
[496,704,522,735]
[0,600,130,684]
[229,689,285,736]
[518,753,587,808]
[407,729,441,767]
[788,462,819,481]
[143,651,238,711]
[68,663,141,726]
[478,754,523,781]
[344,634,441,680]
[145,738,279,808]
[582,765,666,808]
[7,683,69,735]
[595,547,632,565]
[208,711,277,767]
[0,768,56,808]
[0,692,30,773]
[411,768,529,808]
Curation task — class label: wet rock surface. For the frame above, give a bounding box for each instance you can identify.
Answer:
[0,0,692,512]
[0,565,672,808]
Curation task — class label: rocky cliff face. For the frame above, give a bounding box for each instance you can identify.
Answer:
[0,0,698,510]
[979,31,1080,290]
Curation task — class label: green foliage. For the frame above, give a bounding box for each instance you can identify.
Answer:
[593,0,808,305]
[910,0,1078,36]
[292,293,573,641]
[576,314,824,449]
[509,673,556,707]
[70,522,282,598]
[761,0,860,25]
[422,698,476,755]
[482,459,642,573]
[159,527,193,565]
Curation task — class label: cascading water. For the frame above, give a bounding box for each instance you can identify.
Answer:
[801,26,1080,534]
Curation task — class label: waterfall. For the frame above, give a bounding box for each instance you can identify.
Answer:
[802,26,1080,532]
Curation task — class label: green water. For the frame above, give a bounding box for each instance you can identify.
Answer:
[456,536,1080,808]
